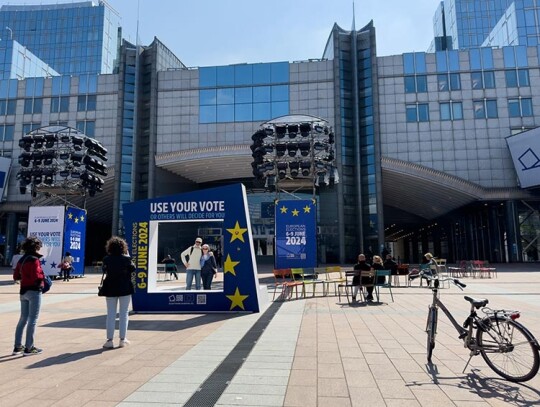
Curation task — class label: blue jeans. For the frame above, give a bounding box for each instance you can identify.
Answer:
[105,295,131,340]
[185,269,201,290]
[15,290,41,349]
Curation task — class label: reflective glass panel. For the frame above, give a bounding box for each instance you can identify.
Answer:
[234,65,252,85]
[253,64,271,84]
[437,74,449,91]
[406,105,417,122]
[271,101,288,117]
[449,73,461,90]
[253,102,270,120]
[486,100,498,118]
[235,103,252,121]
[270,62,289,83]
[481,48,494,69]
[505,70,518,87]
[200,105,217,123]
[217,88,234,104]
[516,46,528,67]
[484,71,495,88]
[508,99,520,117]
[503,47,516,67]
[235,87,252,103]
[436,51,447,72]
[403,53,415,74]
[415,53,426,73]
[473,100,485,119]
[24,99,33,114]
[440,102,451,120]
[200,89,217,105]
[471,71,483,89]
[448,50,459,71]
[404,76,416,93]
[253,86,270,102]
[518,69,530,86]
[521,98,533,116]
[470,49,481,70]
[199,67,217,87]
[416,75,427,92]
[217,104,234,122]
[452,102,463,120]
[271,85,288,101]
[418,104,429,121]
[217,66,234,86]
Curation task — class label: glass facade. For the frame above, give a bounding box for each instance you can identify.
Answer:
[199,62,289,123]
[0,2,120,75]
[0,39,59,79]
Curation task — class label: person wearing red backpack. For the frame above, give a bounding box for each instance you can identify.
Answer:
[12,236,45,356]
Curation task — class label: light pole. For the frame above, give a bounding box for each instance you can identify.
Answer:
[5,26,12,40]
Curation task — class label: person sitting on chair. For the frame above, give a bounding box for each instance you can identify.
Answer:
[353,254,371,301]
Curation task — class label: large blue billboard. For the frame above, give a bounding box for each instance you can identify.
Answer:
[275,199,317,269]
[123,183,266,313]
[63,207,87,276]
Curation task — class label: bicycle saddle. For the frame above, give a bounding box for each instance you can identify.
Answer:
[464,296,489,308]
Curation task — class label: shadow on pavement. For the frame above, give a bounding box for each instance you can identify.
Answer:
[25,348,107,369]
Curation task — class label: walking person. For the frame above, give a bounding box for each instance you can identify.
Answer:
[180,237,203,290]
[61,251,74,281]
[100,236,136,349]
[161,255,178,280]
[200,244,217,290]
[12,236,45,356]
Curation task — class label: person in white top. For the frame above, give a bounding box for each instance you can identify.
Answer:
[180,237,203,290]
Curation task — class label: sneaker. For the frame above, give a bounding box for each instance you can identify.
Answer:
[119,339,130,348]
[12,346,24,355]
[103,339,114,349]
[23,346,43,356]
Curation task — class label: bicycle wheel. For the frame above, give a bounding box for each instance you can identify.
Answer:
[476,316,540,382]
[426,307,437,362]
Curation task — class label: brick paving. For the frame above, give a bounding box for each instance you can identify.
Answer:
[1,263,539,406]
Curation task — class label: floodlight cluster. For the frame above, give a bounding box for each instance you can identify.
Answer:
[17,126,108,197]
[251,119,338,190]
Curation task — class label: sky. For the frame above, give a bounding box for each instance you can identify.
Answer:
[4,0,439,67]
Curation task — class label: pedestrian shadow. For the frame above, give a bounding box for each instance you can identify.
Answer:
[25,348,106,369]
[42,313,242,331]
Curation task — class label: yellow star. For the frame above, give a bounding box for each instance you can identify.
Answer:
[280,206,288,214]
[303,205,311,213]
[68,213,73,219]
[80,215,85,222]
[292,209,299,216]
[226,287,249,310]
[226,221,247,243]
[223,254,240,276]
[74,218,79,223]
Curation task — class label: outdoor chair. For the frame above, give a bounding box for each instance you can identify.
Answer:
[374,269,394,302]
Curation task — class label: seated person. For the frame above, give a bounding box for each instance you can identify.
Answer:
[383,254,398,274]
[352,254,371,301]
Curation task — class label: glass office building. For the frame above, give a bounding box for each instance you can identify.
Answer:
[0,1,538,265]
[431,0,540,50]
[0,1,121,75]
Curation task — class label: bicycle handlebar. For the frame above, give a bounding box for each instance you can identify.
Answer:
[411,270,466,290]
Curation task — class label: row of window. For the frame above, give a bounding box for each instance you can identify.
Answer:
[406,98,533,122]
[405,69,531,93]
[0,95,97,115]
[0,120,96,139]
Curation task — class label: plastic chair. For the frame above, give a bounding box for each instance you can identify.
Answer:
[323,266,345,296]
[272,268,299,300]
[301,267,324,297]
[374,269,394,302]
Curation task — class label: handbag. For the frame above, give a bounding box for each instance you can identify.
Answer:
[42,273,52,294]
[98,271,106,296]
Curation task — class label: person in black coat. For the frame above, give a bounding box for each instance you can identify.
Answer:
[100,236,135,349]
[353,254,371,301]
[200,244,218,290]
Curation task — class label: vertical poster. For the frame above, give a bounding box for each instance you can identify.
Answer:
[275,199,317,269]
[63,207,87,276]
[0,156,11,201]
[27,206,65,277]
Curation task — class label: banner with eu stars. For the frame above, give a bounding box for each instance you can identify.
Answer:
[123,183,267,314]
[275,199,317,269]
[63,207,87,276]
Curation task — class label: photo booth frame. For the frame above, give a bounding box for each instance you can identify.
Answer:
[123,183,267,313]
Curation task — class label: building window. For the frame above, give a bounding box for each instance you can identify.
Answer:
[404,75,427,93]
[440,101,463,120]
[406,103,429,122]
[505,69,530,87]
[22,123,40,136]
[50,96,70,113]
[0,99,16,115]
[508,98,533,117]
[23,98,43,114]
[473,99,498,119]
[76,120,95,137]
[437,73,461,91]
[77,94,97,111]
[0,124,14,141]
[471,71,495,89]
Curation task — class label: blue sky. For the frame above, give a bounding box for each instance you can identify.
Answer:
[5,0,438,67]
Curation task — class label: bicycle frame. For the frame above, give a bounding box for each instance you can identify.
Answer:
[429,278,468,340]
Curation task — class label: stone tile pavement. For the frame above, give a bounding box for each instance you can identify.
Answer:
[1,263,540,406]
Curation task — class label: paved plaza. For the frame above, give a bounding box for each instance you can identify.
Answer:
[1,263,540,406]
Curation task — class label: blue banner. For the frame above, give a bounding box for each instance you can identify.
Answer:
[63,207,87,276]
[275,199,317,269]
[123,183,263,313]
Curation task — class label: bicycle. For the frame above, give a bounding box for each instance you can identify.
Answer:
[413,270,540,382]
